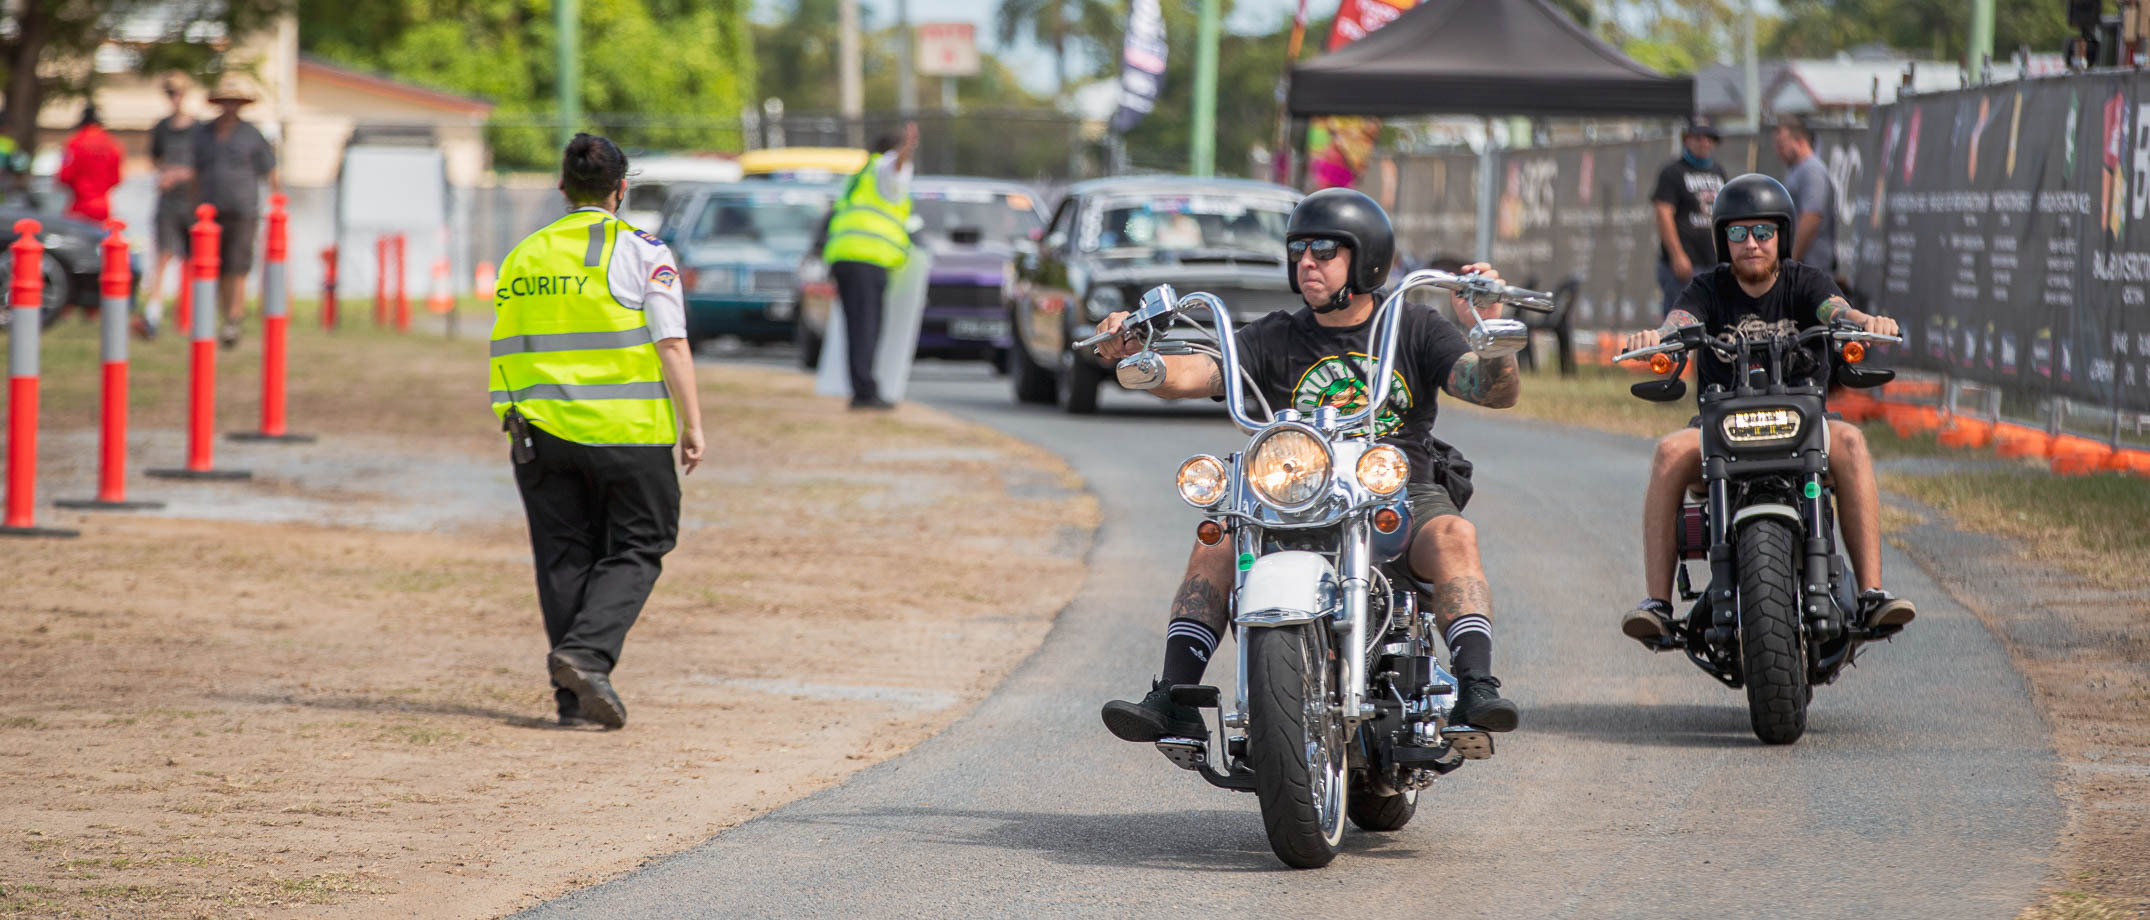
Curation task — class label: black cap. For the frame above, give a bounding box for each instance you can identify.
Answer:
[1682,115,1722,140]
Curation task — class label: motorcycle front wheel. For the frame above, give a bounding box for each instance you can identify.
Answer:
[1247,623,1348,868]
[1737,517,1810,744]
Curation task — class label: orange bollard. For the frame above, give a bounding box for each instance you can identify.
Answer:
[2049,435,2116,475]
[230,195,315,444]
[2,219,80,537]
[147,205,252,482]
[375,235,389,328]
[1935,416,1996,449]
[321,245,339,329]
[1992,422,2056,459]
[55,222,164,513]
[393,233,410,332]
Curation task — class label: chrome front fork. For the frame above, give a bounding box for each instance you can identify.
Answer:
[1335,518,1372,726]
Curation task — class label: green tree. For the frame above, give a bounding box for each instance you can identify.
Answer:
[1769,0,2070,63]
[0,1,290,153]
[300,0,754,170]
[993,0,1117,104]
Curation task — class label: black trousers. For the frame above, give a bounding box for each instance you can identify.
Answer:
[830,260,888,402]
[512,425,680,707]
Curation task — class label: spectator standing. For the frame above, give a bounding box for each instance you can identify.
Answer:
[146,74,199,336]
[1774,114,1839,278]
[1651,116,1727,314]
[57,105,123,222]
[190,76,281,349]
[821,123,916,410]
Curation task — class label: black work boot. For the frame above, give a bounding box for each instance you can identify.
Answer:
[1621,598,1678,651]
[1450,673,1520,733]
[548,652,626,729]
[1859,589,1917,630]
[555,689,598,728]
[1100,679,1208,743]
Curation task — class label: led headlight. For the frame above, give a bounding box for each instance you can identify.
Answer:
[1355,444,1409,496]
[1176,455,1228,507]
[1722,407,1803,443]
[1248,427,1333,510]
[1085,286,1125,320]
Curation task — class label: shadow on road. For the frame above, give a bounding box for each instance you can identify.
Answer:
[1525,700,1768,749]
[769,806,1425,873]
[215,690,560,731]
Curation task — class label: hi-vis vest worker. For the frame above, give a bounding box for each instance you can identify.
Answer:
[491,209,678,445]
[822,152,913,269]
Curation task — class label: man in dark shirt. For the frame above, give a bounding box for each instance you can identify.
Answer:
[191,76,282,349]
[1618,174,1915,647]
[146,74,198,336]
[1651,116,1727,315]
[1090,188,1524,742]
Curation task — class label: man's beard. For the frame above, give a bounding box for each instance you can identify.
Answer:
[1732,257,1778,286]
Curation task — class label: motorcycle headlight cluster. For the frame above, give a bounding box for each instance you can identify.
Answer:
[1248,427,1332,510]
[1176,455,1228,508]
[1354,444,1409,496]
[1722,407,1803,443]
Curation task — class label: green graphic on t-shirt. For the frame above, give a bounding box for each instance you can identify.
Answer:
[1291,352,1412,437]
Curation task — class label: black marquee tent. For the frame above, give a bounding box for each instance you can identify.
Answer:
[1286,0,1693,118]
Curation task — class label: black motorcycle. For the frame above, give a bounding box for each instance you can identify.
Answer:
[1615,322,1903,744]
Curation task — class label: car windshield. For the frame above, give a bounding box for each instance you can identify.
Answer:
[687,193,827,249]
[625,183,671,214]
[1080,194,1293,257]
[913,189,1043,251]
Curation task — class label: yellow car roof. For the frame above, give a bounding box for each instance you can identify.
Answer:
[736,147,869,176]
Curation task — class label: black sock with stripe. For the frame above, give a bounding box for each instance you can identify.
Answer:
[1445,614,1493,676]
[1161,618,1219,687]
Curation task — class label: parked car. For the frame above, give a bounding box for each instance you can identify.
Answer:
[1004,176,1302,413]
[658,181,836,346]
[0,206,136,328]
[794,176,1047,368]
[619,155,744,232]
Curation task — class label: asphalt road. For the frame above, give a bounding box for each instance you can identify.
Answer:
[523,352,2061,919]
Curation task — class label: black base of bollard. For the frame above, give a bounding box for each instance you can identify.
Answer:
[145,468,253,481]
[0,525,81,538]
[226,432,319,444]
[53,498,167,511]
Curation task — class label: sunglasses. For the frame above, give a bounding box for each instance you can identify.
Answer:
[1287,239,1343,262]
[1724,224,1778,243]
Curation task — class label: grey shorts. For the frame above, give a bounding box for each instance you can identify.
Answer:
[154,198,192,254]
[1406,480,1462,524]
[216,211,258,276]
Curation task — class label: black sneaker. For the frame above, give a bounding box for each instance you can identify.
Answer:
[1100,679,1207,743]
[1859,589,1917,629]
[1450,673,1519,733]
[849,397,896,411]
[1621,598,1677,650]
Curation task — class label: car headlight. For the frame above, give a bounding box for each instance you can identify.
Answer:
[1085,286,1125,320]
[692,267,735,293]
[1248,426,1332,510]
[1355,444,1408,496]
[1722,407,1803,443]
[1176,455,1228,507]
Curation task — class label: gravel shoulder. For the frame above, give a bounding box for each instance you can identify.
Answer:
[0,321,1098,918]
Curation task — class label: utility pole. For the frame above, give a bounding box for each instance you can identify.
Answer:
[555,0,579,148]
[1190,0,1220,176]
[840,0,863,147]
[1968,0,1995,78]
[897,0,917,114]
[1742,0,1760,133]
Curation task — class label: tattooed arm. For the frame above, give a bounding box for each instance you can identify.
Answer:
[1445,351,1521,409]
[1622,308,1701,352]
[1815,295,1900,336]
[1089,309,1226,400]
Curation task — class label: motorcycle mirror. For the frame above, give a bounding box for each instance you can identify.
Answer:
[1136,284,1179,321]
[1834,364,1896,389]
[1115,350,1167,391]
[1467,316,1531,358]
[1630,377,1688,402]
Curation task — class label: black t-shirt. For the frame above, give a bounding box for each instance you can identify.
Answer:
[1230,303,1469,485]
[1674,261,1842,393]
[1652,158,1727,267]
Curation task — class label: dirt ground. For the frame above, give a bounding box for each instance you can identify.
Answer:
[0,319,1098,918]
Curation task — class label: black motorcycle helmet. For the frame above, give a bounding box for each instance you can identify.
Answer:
[1711,173,1796,266]
[1285,188,1394,311]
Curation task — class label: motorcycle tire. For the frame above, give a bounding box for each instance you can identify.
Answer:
[1737,517,1810,745]
[1247,623,1348,868]
[1346,787,1416,832]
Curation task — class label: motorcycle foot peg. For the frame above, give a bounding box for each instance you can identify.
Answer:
[1155,737,1208,771]
[1441,727,1495,760]
[1168,684,1221,708]
[1391,743,1457,766]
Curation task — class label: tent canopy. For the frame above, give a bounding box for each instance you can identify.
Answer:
[1287,0,1694,119]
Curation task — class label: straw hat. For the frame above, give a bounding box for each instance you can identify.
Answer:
[207,75,260,105]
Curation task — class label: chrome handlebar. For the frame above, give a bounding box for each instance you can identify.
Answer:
[1613,326,1904,364]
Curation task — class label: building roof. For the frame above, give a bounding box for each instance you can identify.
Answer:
[297,56,493,116]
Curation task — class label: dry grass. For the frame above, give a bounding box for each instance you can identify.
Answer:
[2019,891,2142,920]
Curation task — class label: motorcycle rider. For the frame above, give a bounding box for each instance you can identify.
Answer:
[1092,188,1523,743]
[1619,174,1917,647]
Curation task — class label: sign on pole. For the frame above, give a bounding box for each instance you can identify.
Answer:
[916,22,980,77]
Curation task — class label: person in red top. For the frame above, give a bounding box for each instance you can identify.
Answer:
[57,105,123,222]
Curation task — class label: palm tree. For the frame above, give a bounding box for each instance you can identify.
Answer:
[995,0,1111,106]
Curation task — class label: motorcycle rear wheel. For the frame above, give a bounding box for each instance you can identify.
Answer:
[1737,518,1810,744]
[1346,786,1416,832]
[1248,623,1348,868]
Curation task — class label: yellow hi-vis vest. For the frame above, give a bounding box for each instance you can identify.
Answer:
[490,210,676,446]
[821,153,912,269]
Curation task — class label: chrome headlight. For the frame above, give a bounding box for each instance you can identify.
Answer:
[1248,426,1333,510]
[1085,286,1125,320]
[1354,444,1409,496]
[1176,455,1228,507]
[1722,407,1803,443]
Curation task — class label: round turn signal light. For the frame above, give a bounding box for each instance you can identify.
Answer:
[1842,341,1866,364]
[1373,508,1402,534]
[1649,353,1674,375]
[1196,520,1224,545]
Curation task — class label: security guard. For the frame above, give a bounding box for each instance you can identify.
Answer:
[491,133,706,729]
[823,122,917,409]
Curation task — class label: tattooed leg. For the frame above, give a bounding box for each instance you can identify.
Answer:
[1172,539,1235,634]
